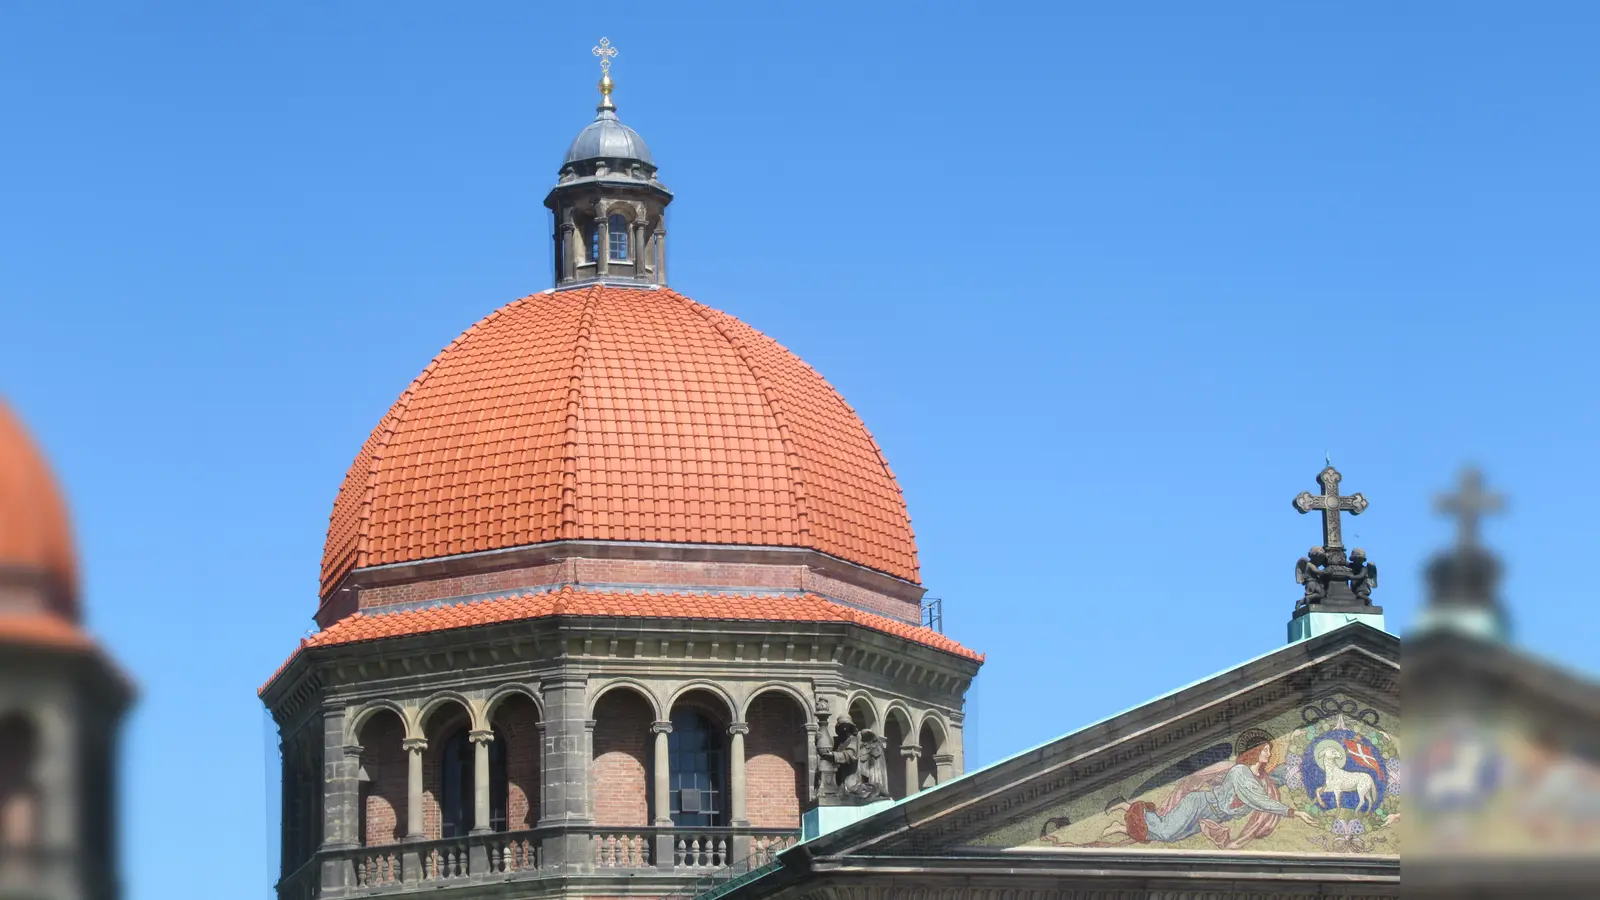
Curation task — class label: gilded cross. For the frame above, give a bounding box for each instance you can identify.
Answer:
[592,37,617,74]
[1293,465,1368,550]
[1436,467,1503,549]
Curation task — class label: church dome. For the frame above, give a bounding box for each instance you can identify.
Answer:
[320,284,919,600]
[564,109,653,166]
[0,398,78,619]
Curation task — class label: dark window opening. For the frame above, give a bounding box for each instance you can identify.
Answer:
[441,727,508,837]
[668,711,724,827]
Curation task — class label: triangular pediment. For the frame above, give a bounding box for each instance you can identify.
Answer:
[803,623,1400,862]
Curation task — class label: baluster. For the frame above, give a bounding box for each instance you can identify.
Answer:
[674,836,685,867]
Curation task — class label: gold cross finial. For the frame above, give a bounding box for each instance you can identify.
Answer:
[592,37,618,111]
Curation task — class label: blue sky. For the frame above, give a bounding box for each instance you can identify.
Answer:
[2,4,1597,898]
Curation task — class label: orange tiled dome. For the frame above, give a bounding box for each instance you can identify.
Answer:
[0,398,78,619]
[320,285,919,599]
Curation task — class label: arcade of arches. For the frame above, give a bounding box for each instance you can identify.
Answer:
[290,682,957,855]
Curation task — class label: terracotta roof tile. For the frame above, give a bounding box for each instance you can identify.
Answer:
[320,286,919,599]
[264,587,979,694]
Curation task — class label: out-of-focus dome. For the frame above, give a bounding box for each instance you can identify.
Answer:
[320,284,920,602]
[0,398,78,620]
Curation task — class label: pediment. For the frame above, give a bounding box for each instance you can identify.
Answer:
[807,624,1400,861]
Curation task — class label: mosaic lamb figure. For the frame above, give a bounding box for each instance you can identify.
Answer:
[1317,743,1377,813]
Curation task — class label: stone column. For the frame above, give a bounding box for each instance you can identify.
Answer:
[899,746,922,797]
[469,730,494,833]
[559,222,576,282]
[633,221,646,276]
[727,724,750,825]
[654,228,667,283]
[401,737,427,883]
[538,674,592,873]
[596,215,609,277]
[934,753,956,785]
[727,723,751,863]
[402,738,427,838]
[651,720,674,869]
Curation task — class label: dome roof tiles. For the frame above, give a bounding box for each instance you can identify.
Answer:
[321,285,919,600]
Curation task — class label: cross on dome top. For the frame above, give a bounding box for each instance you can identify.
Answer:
[592,37,618,111]
[1436,467,1504,550]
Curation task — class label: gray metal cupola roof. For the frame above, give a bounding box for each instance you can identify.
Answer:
[563,107,653,165]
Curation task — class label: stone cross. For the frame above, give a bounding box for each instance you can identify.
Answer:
[592,37,617,74]
[1293,465,1368,550]
[1436,467,1503,549]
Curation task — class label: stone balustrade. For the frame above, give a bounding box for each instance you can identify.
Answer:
[289,826,799,897]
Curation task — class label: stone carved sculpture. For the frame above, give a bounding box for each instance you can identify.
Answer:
[1295,546,1330,606]
[1348,548,1378,604]
[815,707,889,804]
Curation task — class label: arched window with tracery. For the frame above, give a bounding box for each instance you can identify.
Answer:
[668,710,725,827]
[440,727,507,837]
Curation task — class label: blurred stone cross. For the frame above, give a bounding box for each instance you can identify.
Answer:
[1293,465,1368,551]
[592,37,617,74]
[1436,467,1503,549]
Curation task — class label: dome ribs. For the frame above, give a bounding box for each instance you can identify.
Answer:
[318,285,920,603]
[677,293,809,548]
[560,286,600,540]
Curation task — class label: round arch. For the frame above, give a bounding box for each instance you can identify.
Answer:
[415,691,478,738]
[483,684,544,725]
[917,712,951,754]
[882,701,915,737]
[588,679,665,722]
[667,682,738,724]
[346,699,408,746]
[738,682,811,722]
[845,692,879,730]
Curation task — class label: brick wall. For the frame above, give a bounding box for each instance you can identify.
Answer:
[359,711,406,846]
[744,693,806,828]
[492,694,541,829]
[590,689,652,826]
[354,554,921,624]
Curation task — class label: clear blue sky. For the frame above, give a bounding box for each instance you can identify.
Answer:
[2,4,1596,898]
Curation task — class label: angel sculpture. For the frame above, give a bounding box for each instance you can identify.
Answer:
[1295,546,1329,606]
[1349,548,1378,604]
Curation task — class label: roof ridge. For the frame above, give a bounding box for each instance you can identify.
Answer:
[676,292,810,544]
[559,287,600,540]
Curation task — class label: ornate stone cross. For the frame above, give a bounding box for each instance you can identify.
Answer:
[1293,465,1368,551]
[1436,467,1503,549]
[592,37,617,74]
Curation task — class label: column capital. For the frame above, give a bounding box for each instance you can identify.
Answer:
[541,673,588,690]
[342,743,365,759]
[584,718,599,733]
[468,730,495,744]
[650,720,673,735]
[933,753,956,765]
[727,723,750,736]
[402,737,428,753]
[898,746,922,760]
